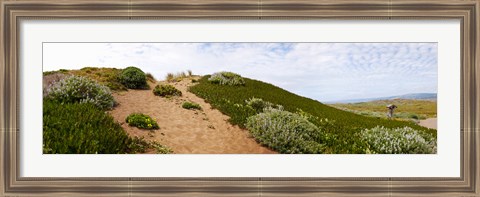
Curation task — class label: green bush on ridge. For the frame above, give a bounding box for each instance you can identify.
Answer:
[118,66,148,89]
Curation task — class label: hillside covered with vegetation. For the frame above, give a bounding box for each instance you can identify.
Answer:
[43,67,437,154]
[43,67,170,154]
[189,73,437,154]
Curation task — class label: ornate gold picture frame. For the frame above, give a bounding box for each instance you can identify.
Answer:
[1,0,478,196]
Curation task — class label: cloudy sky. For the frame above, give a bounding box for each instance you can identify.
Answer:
[43,43,437,102]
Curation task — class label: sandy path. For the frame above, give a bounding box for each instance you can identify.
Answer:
[419,118,437,129]
[108,78,275,154]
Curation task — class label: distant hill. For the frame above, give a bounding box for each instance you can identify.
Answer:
[327,93,437,104]
[329,99,437,120]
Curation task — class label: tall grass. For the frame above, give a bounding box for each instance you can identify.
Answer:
[165,71,191,82]
[145,73,156,82]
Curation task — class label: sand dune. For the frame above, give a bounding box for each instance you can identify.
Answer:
[108,78,275,154]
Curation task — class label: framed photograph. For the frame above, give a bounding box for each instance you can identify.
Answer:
[1,0,478,196]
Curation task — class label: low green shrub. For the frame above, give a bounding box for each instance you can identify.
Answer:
[151,141,173,154]
[409,114,419,120]
[394,112,426,120]
[43,99,131,154]
[45,75,116,110]
[127,136,172,154]
[126,136,152,153]
[118,66,148,89]
[153,84,182,97]
[360,126,436,154]
[295,108,319,122]
[208,71,246,86]
[125,113,160,130]
[245,97,283,113]
[182,101,202,110]
[246,109,325,154]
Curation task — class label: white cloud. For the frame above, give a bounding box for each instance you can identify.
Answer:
[43,43,437,102]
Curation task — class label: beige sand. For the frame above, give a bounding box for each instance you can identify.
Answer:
[419,118,437,129]
[108,78,275,154]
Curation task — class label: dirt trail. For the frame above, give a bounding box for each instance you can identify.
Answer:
[108,78,275,154]
[418,118,437,129]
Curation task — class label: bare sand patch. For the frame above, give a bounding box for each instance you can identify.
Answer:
[108,78,275,154]
[418,118,437,129]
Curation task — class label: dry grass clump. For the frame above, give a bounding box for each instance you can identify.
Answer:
[67,67,127,91]
[44,67,156,92]
[145,73,156,82]
[165,70,194,82]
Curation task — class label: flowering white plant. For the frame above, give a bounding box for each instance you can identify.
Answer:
[246,109,325,154]
[208,71,246,86]
[361,126,437,154]
[45,75,116,110]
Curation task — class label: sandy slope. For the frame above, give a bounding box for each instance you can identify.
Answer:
[418,118,437,129]
[108,78,275,154]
